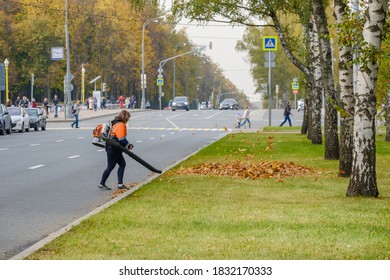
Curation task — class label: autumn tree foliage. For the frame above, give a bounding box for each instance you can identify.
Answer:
[0,0,237,108]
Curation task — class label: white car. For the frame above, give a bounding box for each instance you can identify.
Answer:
[297,99,304,112]
[8,107,30,133]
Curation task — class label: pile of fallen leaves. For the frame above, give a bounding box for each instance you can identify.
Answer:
[176,161,312,180]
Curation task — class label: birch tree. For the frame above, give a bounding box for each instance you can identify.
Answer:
[347,0,387,197]
[334,0,354,176]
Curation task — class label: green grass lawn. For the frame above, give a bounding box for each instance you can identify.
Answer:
[27,131,390,260]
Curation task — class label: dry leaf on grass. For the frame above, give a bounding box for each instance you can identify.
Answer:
[176,161,312,180]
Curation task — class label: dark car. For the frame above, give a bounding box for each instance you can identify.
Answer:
[25,108,47,131]
[171,96,190,111]
[219,98,238,110]
[0,104,12,135]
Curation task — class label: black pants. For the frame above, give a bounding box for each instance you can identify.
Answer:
[100,145,126,185]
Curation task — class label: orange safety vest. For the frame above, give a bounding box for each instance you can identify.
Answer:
[111,122,127,141]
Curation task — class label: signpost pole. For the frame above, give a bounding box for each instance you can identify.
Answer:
[268,51,272,126]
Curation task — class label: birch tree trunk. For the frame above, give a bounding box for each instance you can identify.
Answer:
[312,0,339,159]
[347,0,387,197]
[334,0,354,177]
[309,18,323,144]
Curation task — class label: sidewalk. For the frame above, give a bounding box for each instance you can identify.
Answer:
[46,108,144,123]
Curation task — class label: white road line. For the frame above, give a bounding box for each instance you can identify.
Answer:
[56,139,65,142]
[97,149,105,152]
[166,118,180,129]
[78,137,85,139]
[136,140,142,143]
[28,165,44,170]
[68,155,80,159]
[30,144,40,147]
[149,138,155,140]
[0,148,9,151]
[206,111,222,119]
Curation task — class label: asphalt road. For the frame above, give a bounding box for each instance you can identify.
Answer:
[0,108,303,259]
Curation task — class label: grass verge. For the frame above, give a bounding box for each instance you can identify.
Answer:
[27,131,390,260]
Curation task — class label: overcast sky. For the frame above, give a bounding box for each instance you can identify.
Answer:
[162,1,257,96]
[177,22,257,96]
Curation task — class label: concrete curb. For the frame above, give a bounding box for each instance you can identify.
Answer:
[10,128,230,260]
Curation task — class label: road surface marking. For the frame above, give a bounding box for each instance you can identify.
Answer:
[0,148,9,151]
[206,111,222,119]
[56,139,65,142]
[68,155,80,159]
[30,144,40,147]
[28,165,44,170]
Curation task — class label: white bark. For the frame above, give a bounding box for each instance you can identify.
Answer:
[348,0,387,197]
[334,0,354,176]
[309,18,322,144]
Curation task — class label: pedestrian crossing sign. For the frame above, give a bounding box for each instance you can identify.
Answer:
[157,78,164,86]
[263,36,277,51]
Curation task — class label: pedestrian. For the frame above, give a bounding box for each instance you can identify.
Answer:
[20,96,29,108]
[43,97,49,117]
[6,99,12,107]
[53,95,59,117]
[118,95,125,109]
[280,102,293,126]
[93,96,98,111]
[99,110,133,191]
[238,106,251,128]
[14,96,21,107]
[235,112,242,129]
[71,100,81,128]
[101,96,106,109]
[88,97,93,110]
[31,98,37,108]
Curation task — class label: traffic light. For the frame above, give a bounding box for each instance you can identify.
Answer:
[102,82,107,92]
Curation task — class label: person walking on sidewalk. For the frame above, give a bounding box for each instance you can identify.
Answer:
[71,100,81,128]
[238,106,251,128]
[53,95,59,117]
[43,98,49,118]
[99,110,133,191]
[280,102,293,126]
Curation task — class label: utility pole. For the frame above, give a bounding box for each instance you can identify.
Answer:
[64,0,74,119]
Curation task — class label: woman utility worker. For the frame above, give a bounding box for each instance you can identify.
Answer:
[99,110,133,190]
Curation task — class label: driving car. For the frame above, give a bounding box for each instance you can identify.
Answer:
[200,101,208,110]
[171,96,190,111]
[25,108,47,131]
[0,104,12,135]
[219,98,238,110]
[8,107,30,133]
[297,99,304,112]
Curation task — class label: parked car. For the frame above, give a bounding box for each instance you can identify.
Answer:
[25,108,47,131]
[297,99,304,112]
[200,101,207,110]
[0,104,12,135]
[171,96,190,111]
[8,107,30,133]
[219,98,238,110]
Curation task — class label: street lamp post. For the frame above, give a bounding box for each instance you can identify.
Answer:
[4,58,9,102]
[81,64,85,103]
[173,42,186,99]
[141,15,166,109]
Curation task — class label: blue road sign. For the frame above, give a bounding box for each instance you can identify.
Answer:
[263,36,278,51]
[157,78,164,86]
